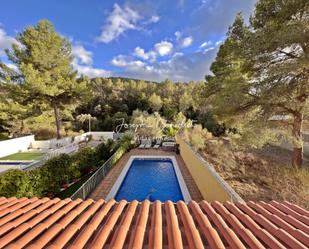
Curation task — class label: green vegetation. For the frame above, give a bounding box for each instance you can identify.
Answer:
[0,170,33,198]
[0,138,123,198]
[0,133,9,141]
[0,152,44,161]
[0,0,307,206]
[111,133,135,165]
[195,134,309,209]
[205,0,309,167]
[1,20,88,139]
[56,173,93,199]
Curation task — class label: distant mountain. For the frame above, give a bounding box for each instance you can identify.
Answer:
[106,76,158,84]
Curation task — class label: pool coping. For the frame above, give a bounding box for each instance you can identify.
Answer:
[106,155,192,202]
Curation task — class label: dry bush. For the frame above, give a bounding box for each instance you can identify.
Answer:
[200,137,309,209]
[33,128,56,140]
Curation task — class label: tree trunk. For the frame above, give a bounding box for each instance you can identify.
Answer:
[20,120,24,134]
[292,112,303,168]
[53,102,62,139]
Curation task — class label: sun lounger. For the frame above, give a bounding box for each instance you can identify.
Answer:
[138,139,148,149]
[144,140,152,148]
[153,139,161,149]
[138,143,145,148]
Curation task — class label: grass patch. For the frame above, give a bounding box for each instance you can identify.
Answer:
[0,152,44,161]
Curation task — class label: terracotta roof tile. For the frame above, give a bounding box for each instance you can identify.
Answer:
[0,197,307,249]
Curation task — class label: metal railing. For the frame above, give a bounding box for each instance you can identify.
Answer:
[45,143,79,160]
[71,153,116,200]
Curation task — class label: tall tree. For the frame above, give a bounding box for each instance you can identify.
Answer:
[148,93,162,112]
[206,1,309,167]
[248,0,309,167]
[205,14,268,147]
[3,20,87,139]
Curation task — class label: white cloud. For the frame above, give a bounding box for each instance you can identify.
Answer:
[149,15,160,23]
[173,52,184,57]
[111,55,129,67]
[0,28,18,57]
[133,40,174,62]
[215,40,223,46]
[111,54,145,69]
[154,41,173,56]
[72,45,93,65]
[112,48,218,82]
[134,47,148,60]
[133,46,156,61]
[74,64,111,78]
[98,4,141,43]
[71,44,111,78]
[180,36,193,48]
[175,32,193,48]
[199,40,212,48]
[175,31,182,41]
[203,46,215,53]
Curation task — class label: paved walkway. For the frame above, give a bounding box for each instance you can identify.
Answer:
[90,148,203,201]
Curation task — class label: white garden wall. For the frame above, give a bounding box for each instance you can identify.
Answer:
[0,135,35,158]
[86,132,114,141]
[31,137,73,149]
[79,132,122,141]
[0,132,123,158]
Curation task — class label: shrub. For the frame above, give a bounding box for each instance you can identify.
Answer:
[111,145,127,165]
[96,139,115,163]
[71,147,98,175]
[33,127,56,140]
[111,134,135,164]
[27,167,50,197]
[0,136,135,198]
[182,125,213,150]
[0,170,33,198]
[120,133,135,150]
[0,132,9,141]
[43,154,73,193]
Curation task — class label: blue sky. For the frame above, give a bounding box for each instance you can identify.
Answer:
[0,0,257,82]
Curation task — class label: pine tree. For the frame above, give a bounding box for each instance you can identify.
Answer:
[206,1,309,167]
[248,0,309,167]
[4,20,88,139]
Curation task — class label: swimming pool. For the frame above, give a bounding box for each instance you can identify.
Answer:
[0,161,33,166]
[107,156,191,202]
[0,160,37,173]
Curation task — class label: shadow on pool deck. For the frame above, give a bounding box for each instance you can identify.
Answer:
[90,148,203,201]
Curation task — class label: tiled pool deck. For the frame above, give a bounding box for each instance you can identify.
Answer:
[90,148,203,201]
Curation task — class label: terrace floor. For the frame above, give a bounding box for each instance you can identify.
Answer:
[90,148,203,201]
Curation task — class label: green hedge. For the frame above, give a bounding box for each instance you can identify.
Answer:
[0,170,33,198]
[0,138,120,198]
[111,134,135,165]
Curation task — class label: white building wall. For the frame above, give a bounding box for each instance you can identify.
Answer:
[0,135,35,158]
[31,137,72,149]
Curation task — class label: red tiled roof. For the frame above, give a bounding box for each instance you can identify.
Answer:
[0,197,308,249]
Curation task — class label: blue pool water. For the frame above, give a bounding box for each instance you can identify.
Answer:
[0,161,33,166]
[115,159,184,202]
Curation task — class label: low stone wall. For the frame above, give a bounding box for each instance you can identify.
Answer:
[31,137,73,149]
[176,137,244,202]
[0,135,35,158]
[30,132,123,150]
